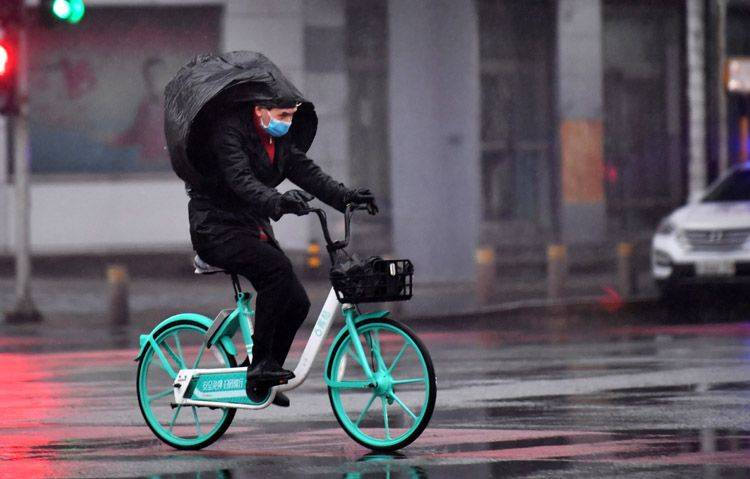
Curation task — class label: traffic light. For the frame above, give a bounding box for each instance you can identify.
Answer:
[0,27,18,115]
[40,0,85,25]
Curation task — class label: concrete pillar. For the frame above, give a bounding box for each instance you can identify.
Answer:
[557,0,606,243]
[302,0,350,245]
[388,0,480,283]
[687,0,707,201]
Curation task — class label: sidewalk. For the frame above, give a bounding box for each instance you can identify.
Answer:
[0,268,658,321]
[0,271,660,356]
[0,248,659,322]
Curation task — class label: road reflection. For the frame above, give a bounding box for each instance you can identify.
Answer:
[0,353,70,477]
[340,452,428,478]
[148,471,232,479]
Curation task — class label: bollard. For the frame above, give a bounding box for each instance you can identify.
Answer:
[475,247,496,305]
[616,242,637,298]
[107,264,130,324]
[547,244,567,300]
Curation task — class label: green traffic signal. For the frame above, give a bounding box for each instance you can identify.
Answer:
[51,0,85,24]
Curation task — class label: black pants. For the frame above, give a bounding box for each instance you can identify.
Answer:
[198,234,311,368]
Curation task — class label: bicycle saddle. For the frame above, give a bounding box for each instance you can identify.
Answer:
[193,255,226,275]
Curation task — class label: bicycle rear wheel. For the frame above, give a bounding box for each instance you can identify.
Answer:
[326,318,436,451]
[136,319,236,450]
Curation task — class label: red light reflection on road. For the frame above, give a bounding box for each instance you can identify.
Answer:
[0,353,71,478]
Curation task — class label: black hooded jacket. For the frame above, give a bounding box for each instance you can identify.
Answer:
[186,102,349,248]
[163,51,351,250]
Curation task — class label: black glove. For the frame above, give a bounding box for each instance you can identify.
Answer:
[278,189,314,216]
[345,187,379,215]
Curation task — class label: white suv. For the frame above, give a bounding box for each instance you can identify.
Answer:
[652,165,750,295]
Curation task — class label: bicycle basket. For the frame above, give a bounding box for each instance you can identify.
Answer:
[330,258,413,303]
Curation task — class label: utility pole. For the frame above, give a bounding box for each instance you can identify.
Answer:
[716,0,729,175]
[4,7,41,323]
[687,0,707,202]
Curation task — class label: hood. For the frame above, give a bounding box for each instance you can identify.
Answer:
[671,201,750,230]
[163,51,317,186]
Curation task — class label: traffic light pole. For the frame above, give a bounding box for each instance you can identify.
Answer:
[5,26,41,323]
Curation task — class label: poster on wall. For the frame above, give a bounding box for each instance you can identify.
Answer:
[27,7,221,175]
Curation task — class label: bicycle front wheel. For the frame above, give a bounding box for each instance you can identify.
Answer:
[136,319,236,450]
[326,318,436,451]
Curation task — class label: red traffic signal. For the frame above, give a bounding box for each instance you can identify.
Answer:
[0,44,8,75]
[0,30,18,115]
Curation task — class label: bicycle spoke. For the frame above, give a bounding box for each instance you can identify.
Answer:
[150,342,177,379]
[336,354,348,381]
[368,330,388,372]
[355,392,378,426]
[393,378,425,385]
[191,406,202,436]
[346,343,370,373]
[346,346,360,365]
[381,397,390,440]
[163,342,185,370]
[387,343,410,374]
[190,345,207,369]
[390,392,418,421]
[154,355,175,379]
[173,334,185,367]
[169,405,183,432]
[148,388,173,402]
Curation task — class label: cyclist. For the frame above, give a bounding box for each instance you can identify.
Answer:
[170,53,378,406]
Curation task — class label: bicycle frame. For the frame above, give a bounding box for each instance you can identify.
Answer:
[138,286,389,411]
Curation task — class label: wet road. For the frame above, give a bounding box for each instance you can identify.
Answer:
[2,298,750,478]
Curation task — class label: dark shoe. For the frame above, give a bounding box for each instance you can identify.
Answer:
[246,358,295,383]
[272,391,290,407]
[244,358,294,401]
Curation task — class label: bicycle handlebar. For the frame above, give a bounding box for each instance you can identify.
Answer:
[301,203,368,254]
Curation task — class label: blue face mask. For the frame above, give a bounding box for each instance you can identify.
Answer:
[261,113,292,137]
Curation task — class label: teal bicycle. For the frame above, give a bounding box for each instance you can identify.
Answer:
[135,204,436,451]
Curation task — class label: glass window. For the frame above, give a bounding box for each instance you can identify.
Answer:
[477,0,555,225]
[703,170,750,202]
[603,0,684,231]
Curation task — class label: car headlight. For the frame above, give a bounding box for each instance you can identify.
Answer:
[656,219,676,236]
[653,250,672,267]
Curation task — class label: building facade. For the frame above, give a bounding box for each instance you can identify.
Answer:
[1,0,749,284]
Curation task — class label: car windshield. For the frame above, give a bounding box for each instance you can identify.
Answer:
[703,170,750,202]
